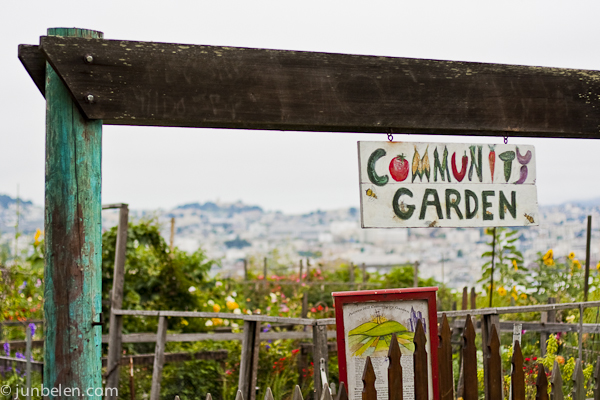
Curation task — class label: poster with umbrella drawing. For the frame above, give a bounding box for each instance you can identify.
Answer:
[333,288,438,400]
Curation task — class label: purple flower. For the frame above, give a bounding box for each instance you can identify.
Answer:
[35,278,42,288]
[3,342,9,357]
[15,352,25,360]
[28,323,36,338]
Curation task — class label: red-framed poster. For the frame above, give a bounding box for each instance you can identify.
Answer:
[333,287,439,400]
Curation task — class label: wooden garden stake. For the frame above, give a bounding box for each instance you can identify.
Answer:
[106,204,129,398]
[150,316,168,400]
[585,215,592,301]
[239,321,261,400]
[43,27,104,398]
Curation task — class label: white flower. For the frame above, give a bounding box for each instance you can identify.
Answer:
[205,320,214,327]
[188,286,197,293]
[225,296,234,303]
[223,319,230,326]
[231,291,237,297]
[208,300,215,306]
[215,281,223,287]
[233,308,242,315]
[232,323,239,328]
[270,293,277,303]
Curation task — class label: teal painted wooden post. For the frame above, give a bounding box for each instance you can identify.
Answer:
[44,28,103,398]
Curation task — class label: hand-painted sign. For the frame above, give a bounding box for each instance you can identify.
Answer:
[358,141,538,228]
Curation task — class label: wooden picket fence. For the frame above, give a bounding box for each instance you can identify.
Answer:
[201,314,600,400]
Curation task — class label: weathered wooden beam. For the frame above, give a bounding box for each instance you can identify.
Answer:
[43,27,104,400]
[100,350,228,367]
[17,45,45,96]
[0,356,44,374]
[16,36,600,138]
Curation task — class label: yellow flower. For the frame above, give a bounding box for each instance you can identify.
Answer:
[181,319,189,326]
[520,293,527,300]
[543,249,553,260]
[211,318,223,326]
[213,304,221,313]
[573,260,582,269]
[568,252,575,260]
[33,229,42,246]
[596,262,600,271]
[498,286,507,296]
[512,259,518,271]
[226,301,239,310]
[544,258,555,266]
[511,292,518,301]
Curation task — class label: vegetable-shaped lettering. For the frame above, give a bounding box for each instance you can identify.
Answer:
[499,151,516,182]
[451,152,468,182]
[468,145,483,182]
[488,145,496,182]
[367,148,388,186]
[515,166,528,184]
[389,154,409,182]
[515,147,532,184]
[393,188,415,220]
[433,146,451,182]
[411,146,430,182]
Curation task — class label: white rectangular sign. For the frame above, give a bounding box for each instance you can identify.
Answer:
[358,141,538,228]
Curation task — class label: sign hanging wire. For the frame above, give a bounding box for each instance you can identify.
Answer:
[387,128,394,142]
[504,136,508,144]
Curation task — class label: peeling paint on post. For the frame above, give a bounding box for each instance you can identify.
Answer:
[44,28,103,398]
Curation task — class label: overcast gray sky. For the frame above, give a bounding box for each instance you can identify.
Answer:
[3,0,600,213]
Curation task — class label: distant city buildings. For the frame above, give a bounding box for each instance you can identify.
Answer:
[2,195,599,289]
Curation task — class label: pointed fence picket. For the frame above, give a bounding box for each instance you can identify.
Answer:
[198,313,600,400]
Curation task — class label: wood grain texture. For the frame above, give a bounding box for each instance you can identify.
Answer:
[43,27,104,400]
[511,341,525,400]
[536,363,549,400]
[100,350,228,367]
[481,314,499,400]
[313,324,330,400]
[551,360,564,400]
[239,321,261,400]
[486,324,502,400]
[438,315,453,400]
[413,319,428,400]
[150,316,168,400]
[106,204,129,398]
[362,357,377,400]
[18,45,45,96]
[594,356,600,400]
[387,333,403,400]
[292,385,304,400]
[336,382,348,400]
[264,388,274,400]
[35,36,600,138]
[572,359,585,400]
[462,315,478,400]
